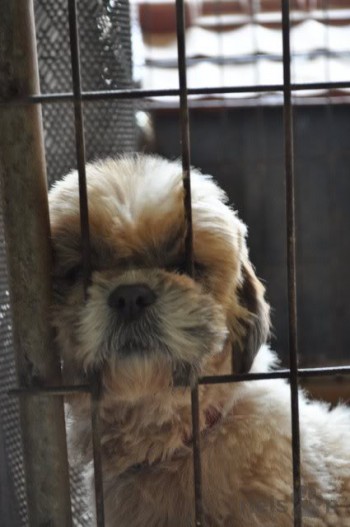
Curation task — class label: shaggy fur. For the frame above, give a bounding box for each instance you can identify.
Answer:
[49,155,350,526]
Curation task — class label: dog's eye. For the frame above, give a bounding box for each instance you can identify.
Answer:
[63,264,84,283]
[52,264,83,299]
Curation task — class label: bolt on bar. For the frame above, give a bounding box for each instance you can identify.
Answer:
[0,1,73,525]
[67,1,105,525]
[175,0,203,525]
[281,1,302,526]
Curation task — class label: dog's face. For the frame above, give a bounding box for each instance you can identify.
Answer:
[49,156,269,401]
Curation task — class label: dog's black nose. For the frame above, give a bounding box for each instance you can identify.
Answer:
[108,284,156,319]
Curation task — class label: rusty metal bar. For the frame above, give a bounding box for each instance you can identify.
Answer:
[68,0,91,293]
[67,1,105,525]
[281,1,302,526]
[175,0,203,525]
[176,3,194,275]
[10,385,91,396]
[201,366,350,383]
[9,362,350,399]
[90,377,105,525]
[0,1,73,525]
[1,80,350,106]
[190,387,203,526]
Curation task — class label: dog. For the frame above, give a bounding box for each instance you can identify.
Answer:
[49,155,350,526]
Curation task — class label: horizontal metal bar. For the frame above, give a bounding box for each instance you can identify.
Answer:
[9,385,91,396]
[292,366,350,378]
[8,364,350,397]
[1,81,350,106]
[201,366,350,384]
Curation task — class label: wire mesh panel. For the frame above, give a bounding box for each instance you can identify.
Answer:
[0,1,136,525]
[34,0,136,185]
[0,216,28,526]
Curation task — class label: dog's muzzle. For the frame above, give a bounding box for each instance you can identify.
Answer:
[74,269,228,379]
[108,283,157,320]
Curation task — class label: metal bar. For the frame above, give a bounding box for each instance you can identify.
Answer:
[202,366,350,383]
[9,385,91,396]
[0,1,73,525]
[90,376,105,525]
[322,0,342,373]
[67,1,105,526]
[1,80,350,106]
[176,2,194,275]
[190,387,203,526]
[175,0,203,525]
[281,1,302,526]
[9,363,350,398]
[68,0,91,292]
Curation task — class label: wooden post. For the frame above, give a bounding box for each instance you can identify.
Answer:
[0,2,72,525]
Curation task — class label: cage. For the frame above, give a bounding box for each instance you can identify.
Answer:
[0,0,350,526]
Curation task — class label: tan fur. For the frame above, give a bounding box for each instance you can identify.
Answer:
[49,155,350,526]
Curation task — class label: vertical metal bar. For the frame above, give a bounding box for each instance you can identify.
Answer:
[0,1,73,525]
[190,386,203,526]
[67,0,91,292]
[281,1,302,526]
[90,376,105,524]
[67,1,105,525]
[175,0,194,277]
[175,1,203,526]
[322,0,340,363]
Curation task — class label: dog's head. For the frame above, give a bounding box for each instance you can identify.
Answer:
[50,155,269,401]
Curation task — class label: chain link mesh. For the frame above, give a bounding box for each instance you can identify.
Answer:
[0,1,136,525]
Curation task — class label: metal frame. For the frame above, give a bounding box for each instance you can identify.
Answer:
[1,0,350,526]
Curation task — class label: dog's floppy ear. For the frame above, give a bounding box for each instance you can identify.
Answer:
[231,261,270,374]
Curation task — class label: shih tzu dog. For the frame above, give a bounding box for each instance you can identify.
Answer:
[49,155,350,527]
